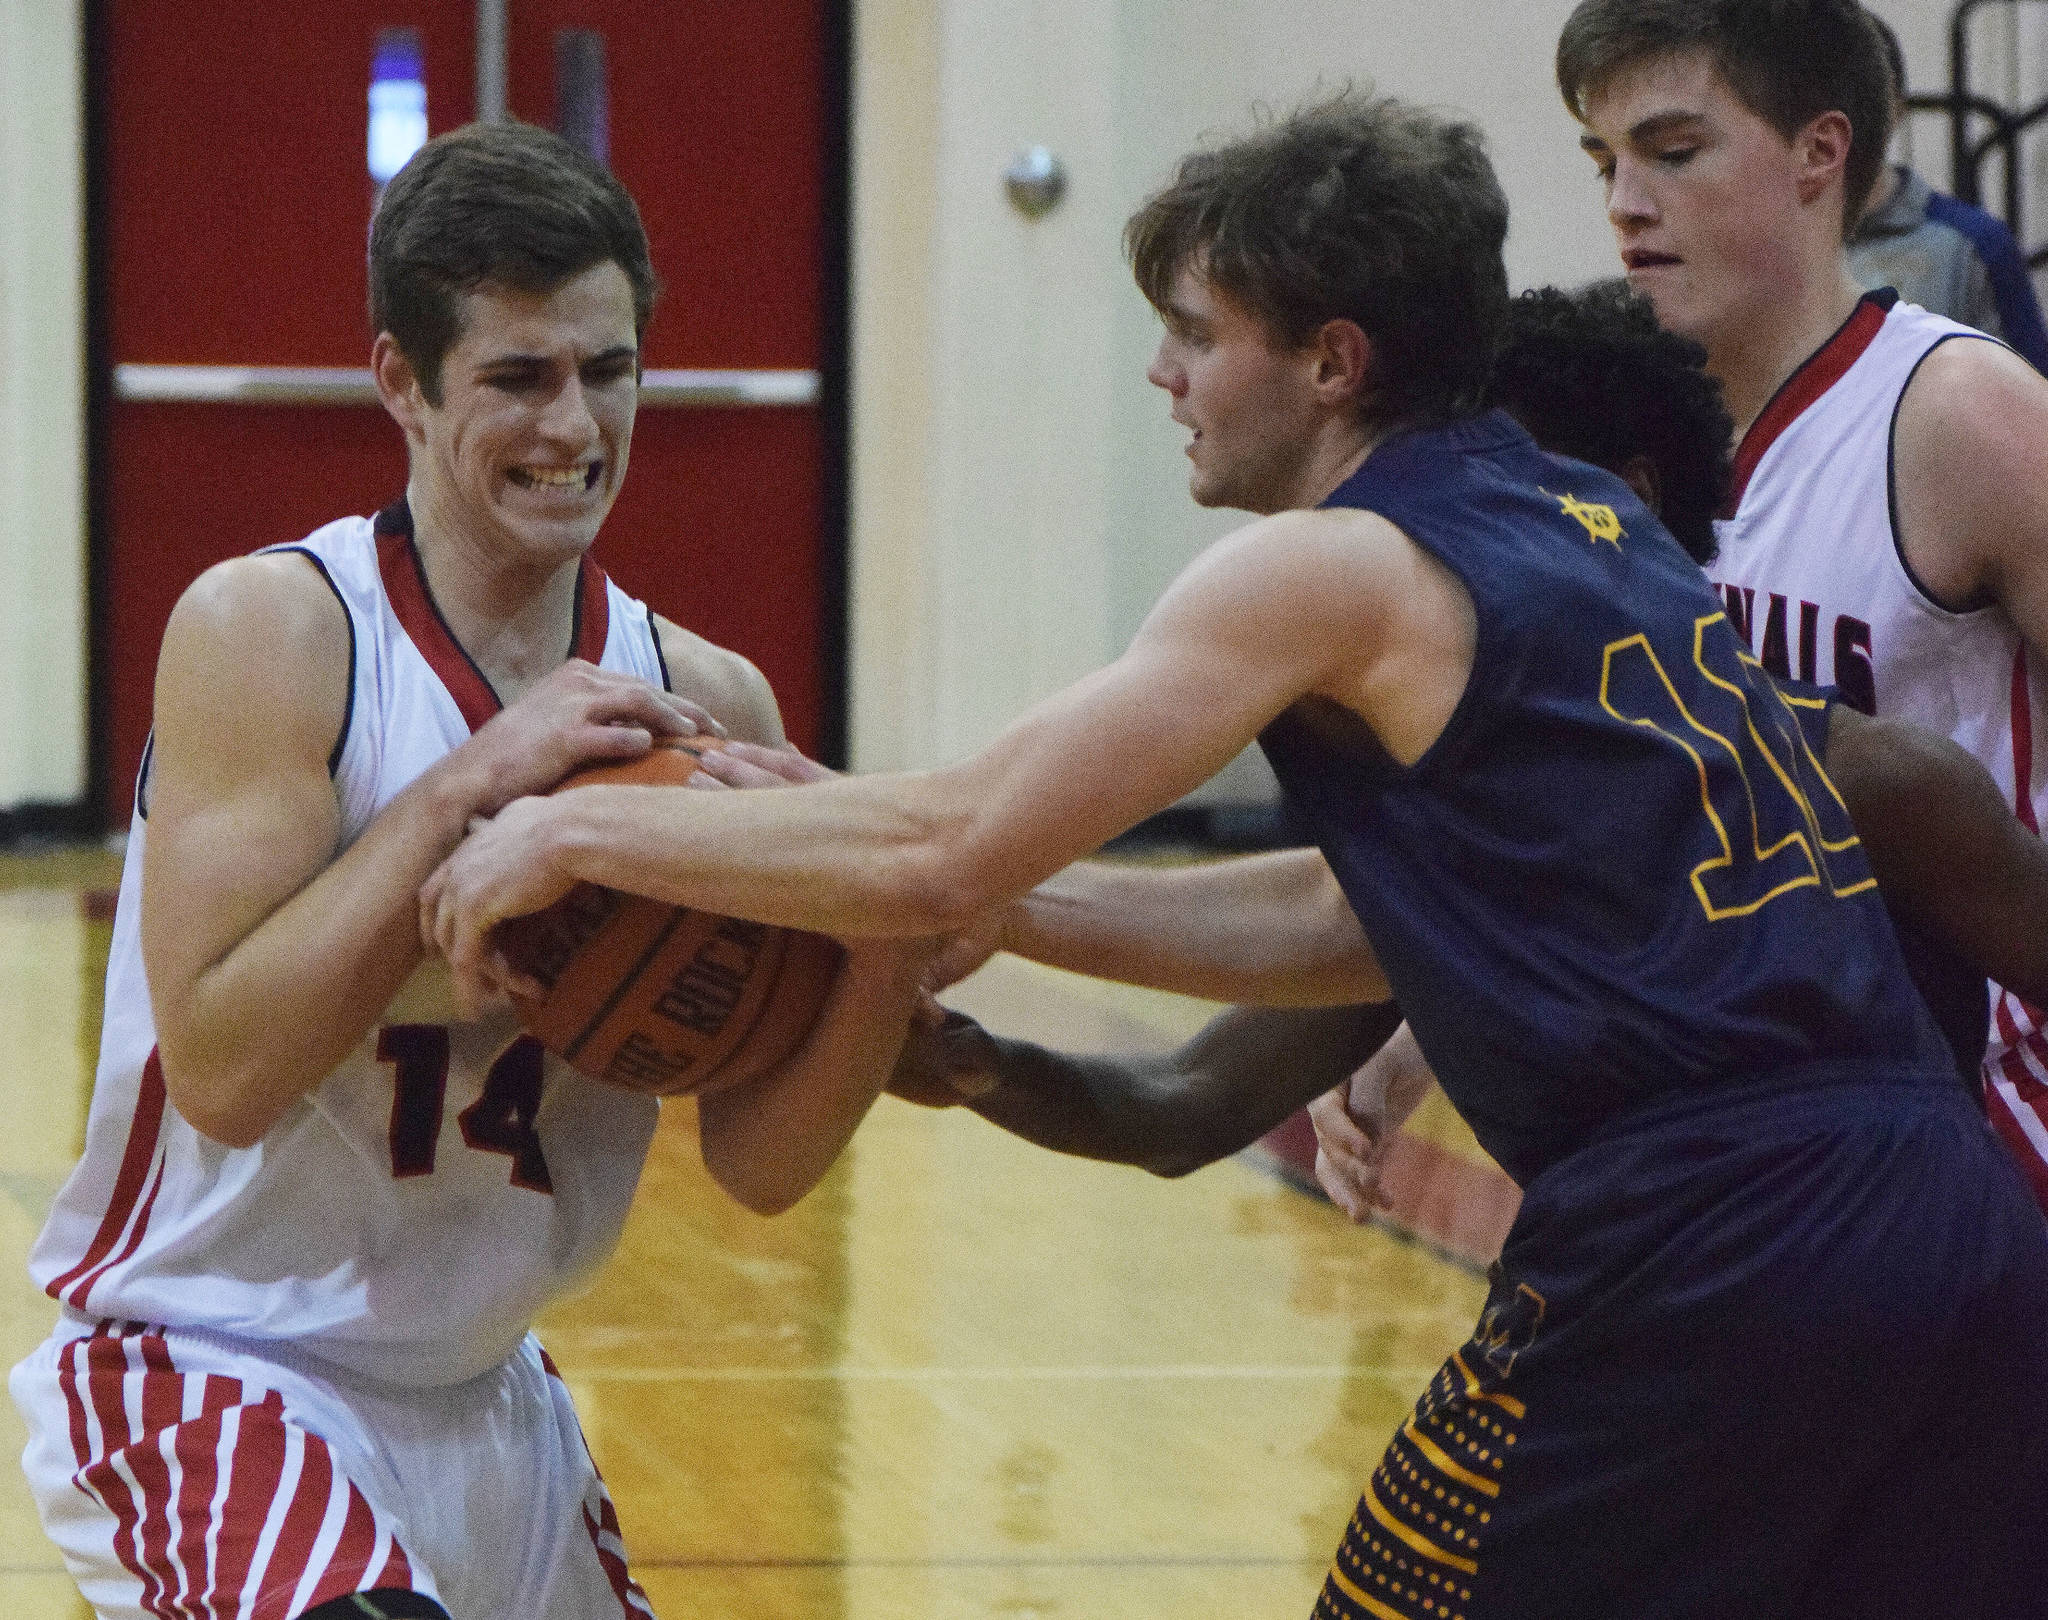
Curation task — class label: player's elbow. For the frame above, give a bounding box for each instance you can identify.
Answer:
[1136,1108,1252,1179]
[715,1176,804,1218]
[1140,1142,1214,1179]
[1121,1064,1239,1179]
[190,1116,268,1152]
[157,1047,274,1150]
[699,1142,810,1217]
[155,1019,294,1146]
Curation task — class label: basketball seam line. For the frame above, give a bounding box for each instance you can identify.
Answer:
[562,909,690,1066]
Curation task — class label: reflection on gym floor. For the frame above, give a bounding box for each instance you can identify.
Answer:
[0,853,1486,1620]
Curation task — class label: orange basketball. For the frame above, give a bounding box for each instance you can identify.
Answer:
[495,736,844,1096]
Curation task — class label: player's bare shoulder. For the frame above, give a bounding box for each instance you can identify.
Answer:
[1180,505,1413,604]
[1196,504,1461,649]
[170,550,349,658]
[156,549,352,752]
[1897,334,2048,457]
[1893,335,2048,604]
[652,614,784,746]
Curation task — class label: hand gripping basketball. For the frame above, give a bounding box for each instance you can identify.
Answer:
[494,738,844,1096]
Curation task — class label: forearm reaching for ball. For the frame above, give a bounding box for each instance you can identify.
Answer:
[421,503,1467,1005]
[933,849,1381,1006]
[695,743,1379,1008]
[890,1000,1400,1177]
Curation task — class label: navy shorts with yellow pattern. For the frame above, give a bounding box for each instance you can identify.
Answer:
[1318,1341,1517,1620]
[1317,1075,2048,1620]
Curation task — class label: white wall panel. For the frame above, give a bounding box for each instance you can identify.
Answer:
[0,0,86,811]
[851,0,1628,782]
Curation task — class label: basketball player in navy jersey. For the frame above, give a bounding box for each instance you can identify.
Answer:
[888,285,2045,1209]
[1317,0,2048,1222]
[430,97,2048,1615]
[11,123,930,1620]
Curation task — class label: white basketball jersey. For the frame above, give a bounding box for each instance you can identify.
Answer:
[30,504,670,1387]
[1708,291,2048,1163]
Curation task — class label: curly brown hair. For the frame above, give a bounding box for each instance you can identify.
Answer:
[1125,92,1509,434]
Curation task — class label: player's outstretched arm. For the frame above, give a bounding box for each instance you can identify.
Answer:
[425,504,1465,1002]
[891,1000,1400,1177]
[955,849,1382,1006]
[146,557,709,1148]
[694,745,1382,1006]
[1825,704,2048,1006]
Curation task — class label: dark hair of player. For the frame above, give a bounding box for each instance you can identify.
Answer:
[1125,91,1510,435]
[1554,0,1896,237]
[1487,283,1732,566]
[1865,9,1908,108]
[368,120,660,405]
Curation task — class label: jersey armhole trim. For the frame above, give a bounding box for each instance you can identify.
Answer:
[1887,330,2003,617]
[261,545,357,776]
[647,612,674,693]
[135,731,154,821]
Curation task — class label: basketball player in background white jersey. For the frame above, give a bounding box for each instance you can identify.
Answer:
[10,122,928,1620]
[1317,0,2048,1212]
[1567,0,2048,1205]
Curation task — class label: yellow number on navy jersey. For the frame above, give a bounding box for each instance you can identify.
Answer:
[1600,614,1872,921]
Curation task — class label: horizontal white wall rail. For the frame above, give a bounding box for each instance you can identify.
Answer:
[113,363,820,408]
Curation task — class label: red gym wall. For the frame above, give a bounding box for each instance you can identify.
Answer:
[96,1,839,818]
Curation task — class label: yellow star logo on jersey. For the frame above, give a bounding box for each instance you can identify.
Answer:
[1550,490,1625,548]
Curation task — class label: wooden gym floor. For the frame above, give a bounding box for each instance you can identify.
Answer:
[0,848,1497,1620]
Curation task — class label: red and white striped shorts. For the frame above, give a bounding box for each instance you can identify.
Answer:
[1986,988,2048,1216]
[10,1316,655,1620]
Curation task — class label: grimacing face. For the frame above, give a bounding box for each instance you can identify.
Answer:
[1145,263,1329,515]
[398,259,641,570]
[1577,50,1816,353]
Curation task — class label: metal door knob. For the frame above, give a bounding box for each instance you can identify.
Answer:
[1004,147,1068,218]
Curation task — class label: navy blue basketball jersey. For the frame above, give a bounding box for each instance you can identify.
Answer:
[1782,690,1988,1091]
[1260,411,1951,1184]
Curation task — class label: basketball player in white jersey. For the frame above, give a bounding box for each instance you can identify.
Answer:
[10,122,930,1620]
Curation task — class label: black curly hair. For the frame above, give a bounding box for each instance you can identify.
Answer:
[1486,282,1732,564]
